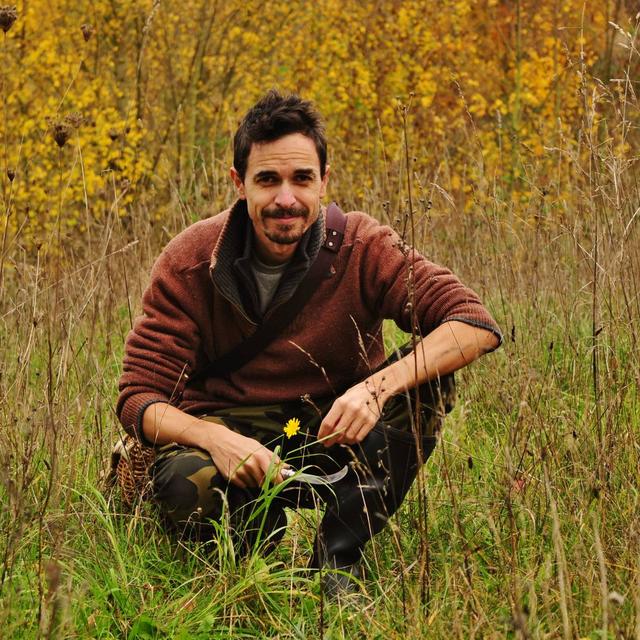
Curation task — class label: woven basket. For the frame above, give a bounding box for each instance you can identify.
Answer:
[110,435,156,507]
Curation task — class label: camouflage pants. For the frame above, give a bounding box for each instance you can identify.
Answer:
[152,370,455,552]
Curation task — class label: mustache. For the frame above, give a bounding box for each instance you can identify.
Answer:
[262,206,309,219]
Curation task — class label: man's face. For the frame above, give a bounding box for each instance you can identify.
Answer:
[231,133,330,265]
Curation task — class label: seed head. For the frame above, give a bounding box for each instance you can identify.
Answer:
[0,6,17,33]
[7,168,15,181]
[64,112,84,128]
[47,113,84,148]
[52,121,72,148]
[81,23,93,42]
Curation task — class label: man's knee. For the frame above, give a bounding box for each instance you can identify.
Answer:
[380,373,456,437]
[152,446,225,528]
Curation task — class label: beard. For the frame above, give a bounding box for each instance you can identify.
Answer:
[261,206,310,245]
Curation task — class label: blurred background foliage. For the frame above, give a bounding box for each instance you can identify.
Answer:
[0,0,633,248]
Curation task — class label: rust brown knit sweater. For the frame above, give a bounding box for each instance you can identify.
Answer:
[117,201,501,440]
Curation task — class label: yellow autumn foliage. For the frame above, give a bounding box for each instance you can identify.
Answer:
[0,0,630,249]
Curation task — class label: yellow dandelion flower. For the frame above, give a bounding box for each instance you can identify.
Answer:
[283,417,301,439]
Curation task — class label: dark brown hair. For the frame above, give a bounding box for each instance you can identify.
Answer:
[233,89,327,181]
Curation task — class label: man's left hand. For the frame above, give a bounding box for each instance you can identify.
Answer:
[317,381,385,447]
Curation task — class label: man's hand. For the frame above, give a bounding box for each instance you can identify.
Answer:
[142,403,284,489]
[204,429,285,489]
[317,380,385,447]
[316,322,500,448]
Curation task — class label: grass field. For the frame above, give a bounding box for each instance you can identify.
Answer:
[1,139,639,638]
[1,8,640,636]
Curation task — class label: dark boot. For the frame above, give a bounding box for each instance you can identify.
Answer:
[311,374,455,589]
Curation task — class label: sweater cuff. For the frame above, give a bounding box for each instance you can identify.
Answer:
[442,316,503,350]
[119,393,170,445]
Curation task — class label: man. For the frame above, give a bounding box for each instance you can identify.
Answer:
[117,90,501,593]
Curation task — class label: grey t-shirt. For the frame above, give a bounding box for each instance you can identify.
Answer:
[250,255,289,314]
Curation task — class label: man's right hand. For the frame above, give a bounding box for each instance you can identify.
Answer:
[203,428,285,489]
[142,402,285,489]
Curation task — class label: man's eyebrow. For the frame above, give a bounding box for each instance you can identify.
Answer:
[293,168,316,177]
[253,170,279,181]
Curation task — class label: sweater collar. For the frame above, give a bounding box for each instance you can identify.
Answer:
[210,199,325,321]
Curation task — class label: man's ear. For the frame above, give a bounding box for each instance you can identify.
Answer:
[230,167,246,199]
[319,164,331,198]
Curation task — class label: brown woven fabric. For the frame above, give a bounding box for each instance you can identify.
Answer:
[110,435,156,507]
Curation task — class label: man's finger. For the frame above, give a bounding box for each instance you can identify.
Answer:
[270,459,287,485]
[322,411,352,447]
[322,427,347,448]
[318,415,336,441]
[246,456,267,487]
[319,423,340,446]
[228,467,248,488]
[347,414,377,443]
[253,448,282,486]
[232,453,260,487]
[352,421,374,444]
[343,418,366,442]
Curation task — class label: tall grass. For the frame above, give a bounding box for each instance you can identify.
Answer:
[1,26,639,640]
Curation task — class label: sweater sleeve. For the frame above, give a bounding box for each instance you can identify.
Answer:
[116,249,202,440]
[359,222,502,343]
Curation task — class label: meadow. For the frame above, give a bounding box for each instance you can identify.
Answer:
[1,1,639,638]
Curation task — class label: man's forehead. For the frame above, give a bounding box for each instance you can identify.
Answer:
[246,134,321,173]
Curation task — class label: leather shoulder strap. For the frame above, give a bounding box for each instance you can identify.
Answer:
[205,202,347,377]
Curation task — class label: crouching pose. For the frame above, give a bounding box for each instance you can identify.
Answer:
[116,90,501,594]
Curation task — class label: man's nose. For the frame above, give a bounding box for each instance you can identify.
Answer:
[274,183,297,209]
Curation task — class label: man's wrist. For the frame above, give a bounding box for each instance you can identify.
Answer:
[186,418,230,452]
[364,366,400,406]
